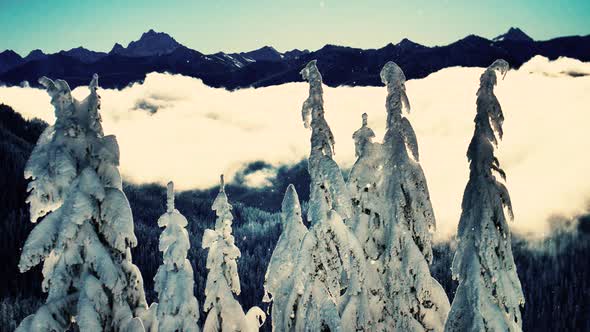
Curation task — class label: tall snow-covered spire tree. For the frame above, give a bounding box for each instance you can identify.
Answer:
[355,61,449,331]
[16,75,149,331]
[154,181,200,332]
[348,113,384,261]
[347,113,388,326]
[202,175,266,332]
[283,60,371,331]
[301,60,352,224]
[445,60,524,332]
[262,184,308,331]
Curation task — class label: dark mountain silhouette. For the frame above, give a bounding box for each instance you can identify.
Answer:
[494,27,534,42]
[0,28,589,89]
[240,46,283,62]
[60,47,107,63]
[112,29,182,57]
[110,42,125,54]
[0,50,24,74]
[23,49,46,62]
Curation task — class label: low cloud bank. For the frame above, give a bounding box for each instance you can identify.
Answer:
[1,56,589,236]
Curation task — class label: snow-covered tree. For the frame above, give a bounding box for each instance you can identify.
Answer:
[445,60,524,332]
[347,62,450,331]
[347,113,388,327]
[154,181,200,332]
[262,184,308,331]
[301,60,352,225]
[348,113,384,262]
[283,60,371,331]
[202,175,266,332]
[16,75,149,331]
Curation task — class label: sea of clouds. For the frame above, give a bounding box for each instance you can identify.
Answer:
[1,55,588,236]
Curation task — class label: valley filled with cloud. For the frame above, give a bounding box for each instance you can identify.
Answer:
[1,55,588,236]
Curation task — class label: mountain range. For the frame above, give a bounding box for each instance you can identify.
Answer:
[0,27,589,90]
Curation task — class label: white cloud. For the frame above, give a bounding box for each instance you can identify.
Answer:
[520,55,590,78]
[243,168,278,188]
[1,56,589,237]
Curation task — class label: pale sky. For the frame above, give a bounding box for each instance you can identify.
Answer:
[1,0,589,56]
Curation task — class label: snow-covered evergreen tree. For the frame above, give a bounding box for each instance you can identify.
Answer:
[202,175,266,332]
[262,184,308,331]
[347,113,388,327]
[284,60,371,331]
[347,62,450,331]
[16,75,149,331]
[445,60,524,332]
[154,181,200,332]
[348,113,384,262]
[300,61,352,224]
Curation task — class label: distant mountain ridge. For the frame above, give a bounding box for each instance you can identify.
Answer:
[110,29,182,57]
[493,27,534,42]
[0,27,589,90]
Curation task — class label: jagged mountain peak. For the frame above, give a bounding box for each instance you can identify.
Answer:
[397,38,425,50]
[494,27,534,42]
[67,46,88,51]
[0,50,23,74]
[24,49,46,62]
[62,47,107,63]
[138,29,176,42]
[283,48,309,60]
[241,46,283,61]
[0,49,21,58]
[110,43,125,54]
[110,29,182,57]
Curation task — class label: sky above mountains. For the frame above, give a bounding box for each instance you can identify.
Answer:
[1,0,589,55]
